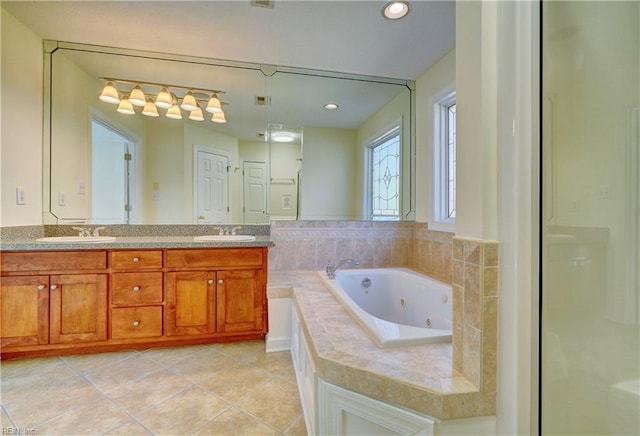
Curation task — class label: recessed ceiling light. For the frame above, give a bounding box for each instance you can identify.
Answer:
[271,132,295,143]
[382,1,410,20]
[324,103,339,110]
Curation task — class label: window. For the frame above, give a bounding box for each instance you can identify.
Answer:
[434,92,456,225]
[367,124,401,221]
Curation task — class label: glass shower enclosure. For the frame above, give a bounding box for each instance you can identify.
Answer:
[541,1,639,434]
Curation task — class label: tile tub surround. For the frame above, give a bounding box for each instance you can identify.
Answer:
[269,270,497,420]
[452,237,499,393]
[269,220,427,272]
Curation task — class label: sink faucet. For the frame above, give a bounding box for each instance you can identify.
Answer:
[72,226,106,237]
[326,258,359,279]
[72,226,91,237]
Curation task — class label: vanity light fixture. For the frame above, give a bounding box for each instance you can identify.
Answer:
[324,103,339,110]
[155,87,173,109]
[189,106,205,121]
[206,94,223,113]
[382,1,410,20]
[99,82,120,104]
[116,96,135,115]
[211,111,227,124]
[128,85,146,106]
[98,78,227,122]
[142,98,160,117]
[180,91,199,112]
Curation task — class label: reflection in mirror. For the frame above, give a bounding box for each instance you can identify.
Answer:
[45,42,414,224]
[47,42,268,225]
[268,71,412,220]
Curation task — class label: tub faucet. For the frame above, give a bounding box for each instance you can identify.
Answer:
[326,258,359,279]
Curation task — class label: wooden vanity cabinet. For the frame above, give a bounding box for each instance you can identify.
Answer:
[0,252,108,349]
[109,250,164,340]
[0,246,268,358]
[165,248,267,338]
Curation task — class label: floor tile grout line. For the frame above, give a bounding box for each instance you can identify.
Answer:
[54,356,161,435]
[2,344,306,436]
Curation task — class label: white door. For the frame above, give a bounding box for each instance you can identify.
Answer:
[195,149,229,224]
[243,161,268,223]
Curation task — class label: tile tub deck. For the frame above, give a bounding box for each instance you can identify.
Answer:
[268,270,496,421]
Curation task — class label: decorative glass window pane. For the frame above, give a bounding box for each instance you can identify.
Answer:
[446,103,456,219]
[371,130,400,220]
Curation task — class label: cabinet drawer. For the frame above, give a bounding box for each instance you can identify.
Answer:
[109,251,162,269]
[165,248,264,268]
[1,251,106,272]
[111,272,163,305]
[111,307,162,339]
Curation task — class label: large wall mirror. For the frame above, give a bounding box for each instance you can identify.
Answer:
[44,41,414,225]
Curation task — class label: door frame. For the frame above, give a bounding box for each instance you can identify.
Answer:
[89,109,141,224]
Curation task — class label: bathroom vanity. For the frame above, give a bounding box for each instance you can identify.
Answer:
[0,239,269,359]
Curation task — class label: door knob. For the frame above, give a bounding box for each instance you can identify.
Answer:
[133,286,140,292]
[207,279,214,285]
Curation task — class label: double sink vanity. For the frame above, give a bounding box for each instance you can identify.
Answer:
[0,227,271,359]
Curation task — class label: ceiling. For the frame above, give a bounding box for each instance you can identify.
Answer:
[2,0,456,81]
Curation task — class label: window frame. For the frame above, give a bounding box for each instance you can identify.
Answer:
[364,120,402,221]
[433,90,456,231]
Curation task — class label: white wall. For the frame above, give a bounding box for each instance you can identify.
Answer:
[1,8,43,226]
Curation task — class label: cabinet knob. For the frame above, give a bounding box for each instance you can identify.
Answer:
[207,279,214,285]
[50,284,58,290]
[218,279,224,284]
[37,284,46,291]
[132,257,140,263]
[132,286,141,292]
[132,321,140,327]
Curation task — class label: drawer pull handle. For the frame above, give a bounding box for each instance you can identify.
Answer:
[37,284,46,291]
[132,257,140,263]
[207,279,214,285]
[50,285,58,290]
[218,279,224,284]
[133,286,141,292]
[132,321,140,327]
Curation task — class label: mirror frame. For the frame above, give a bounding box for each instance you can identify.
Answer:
[42,40,416,224]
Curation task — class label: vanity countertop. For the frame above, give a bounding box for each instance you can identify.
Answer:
[268,270,496,421]
[0,235,274,251]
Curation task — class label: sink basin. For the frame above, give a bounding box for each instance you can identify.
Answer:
[193,235,256,242]
[36,236,116,243]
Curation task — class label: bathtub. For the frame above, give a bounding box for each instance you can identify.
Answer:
[320,268,452,348]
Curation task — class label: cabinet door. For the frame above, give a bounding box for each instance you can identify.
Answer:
[216,269,265,333]
[0,276,50,347]
[165,271,216,336]
[49,274,108,344]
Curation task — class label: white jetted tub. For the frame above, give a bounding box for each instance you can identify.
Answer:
[320,268,452,347]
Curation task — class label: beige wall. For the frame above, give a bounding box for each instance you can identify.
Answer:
[300,127,358,220]
[1,8,43,226]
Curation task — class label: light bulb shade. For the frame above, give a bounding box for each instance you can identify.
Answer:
[142,98,159,117]
[188,106,205,121]
[129,85,146,106]
[155,87,173,109]
[166,104,182,120]
[181,91,199,112]
[206,94,222,113]
[116,97,135,115]
[211,111,227,124]
[99,82,120,104]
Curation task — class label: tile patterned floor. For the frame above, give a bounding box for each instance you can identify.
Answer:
[0,341,307,435]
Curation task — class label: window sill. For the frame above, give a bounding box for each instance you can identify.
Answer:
[428,221,455,233]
